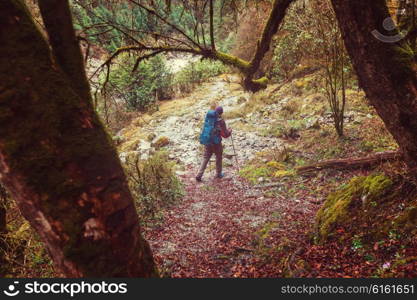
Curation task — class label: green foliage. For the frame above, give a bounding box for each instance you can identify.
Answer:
[124,151,183,226]
[71,1,174,52]
[107,55,173,112]
[71,0,236,53]
[269,31,312,81]
[264,119,306,139]
[1,218,54,277]
[173,59,229,94]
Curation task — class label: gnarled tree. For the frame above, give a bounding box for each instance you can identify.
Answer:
[0,0,157,277]
[331,0,417,176]
[79,0,294,92]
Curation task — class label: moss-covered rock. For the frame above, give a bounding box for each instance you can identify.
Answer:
[315,174,393,242]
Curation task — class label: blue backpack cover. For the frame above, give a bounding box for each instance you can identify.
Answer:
[199,110,220,145]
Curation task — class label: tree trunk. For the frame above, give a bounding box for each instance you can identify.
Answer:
[331,0,417,176]
[0,0,157,277]
[38,0,93,103]
[244,0,294,91]
[0,184,6,277]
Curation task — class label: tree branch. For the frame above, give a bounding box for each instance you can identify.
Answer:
[244,0,295,91]
[128,0,203,50]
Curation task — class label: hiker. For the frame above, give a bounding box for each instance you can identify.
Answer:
[196,106,232,182]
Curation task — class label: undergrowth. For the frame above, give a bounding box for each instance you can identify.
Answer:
[124,151,184,227]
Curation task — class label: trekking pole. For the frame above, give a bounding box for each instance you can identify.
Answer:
[230,132,240,172]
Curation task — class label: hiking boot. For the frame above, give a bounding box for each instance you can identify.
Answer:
[217,173,225,179]
[195,175,202,182]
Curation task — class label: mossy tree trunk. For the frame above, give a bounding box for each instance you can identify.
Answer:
[98,0,294,92]
[38,0,93,103]
[331,0,417,176]
[0,0,157,277]
[243,0,294,91]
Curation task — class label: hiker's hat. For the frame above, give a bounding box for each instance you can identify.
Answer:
[215,106,223,115]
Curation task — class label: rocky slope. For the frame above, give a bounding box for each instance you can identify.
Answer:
[117,74,281,173]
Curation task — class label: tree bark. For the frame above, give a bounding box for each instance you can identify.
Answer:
[331,0,417,176]
[38,0,93,103]
[243,0,294,91]
[296,151,401,174]
[0,0,157,277]
[0,184,6,277]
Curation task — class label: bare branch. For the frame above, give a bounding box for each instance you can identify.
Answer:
[128,0,204,50]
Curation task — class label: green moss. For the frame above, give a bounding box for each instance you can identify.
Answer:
[252,77,268,86]
[215,50,250,71]
[239,166,271,184]
[315,174,392,242]
[239,160,286,184]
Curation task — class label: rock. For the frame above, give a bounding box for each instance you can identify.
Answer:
[152,136,170,149]
[137,140,152,153]
[147,133,156,142]
[117,127,128,137]
[119,152,128,164]
[119,151,139,164]
[112,135,124,145]
[175,170,187,176]
[225,160,233,167]
[306,117,321,130]
[237,96,247,104]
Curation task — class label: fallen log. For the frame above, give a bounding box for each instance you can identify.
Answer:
[296,151,401,174]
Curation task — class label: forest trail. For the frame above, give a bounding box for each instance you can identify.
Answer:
[143,169,316,277]
[119,74,280,168]
[127,75,315,277]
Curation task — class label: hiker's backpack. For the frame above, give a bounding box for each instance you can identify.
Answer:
[199,110,220,145]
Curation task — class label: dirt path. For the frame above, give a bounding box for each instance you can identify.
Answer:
[144,170,267,277]
[143,165,316,277]
[120,75,280,167]
[121,74,316,277]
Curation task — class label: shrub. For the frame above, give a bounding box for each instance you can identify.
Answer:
[106,55,173,112]
[173,60,229,94]
[124,151,183,226]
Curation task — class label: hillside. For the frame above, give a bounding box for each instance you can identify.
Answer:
[114,71,416,277]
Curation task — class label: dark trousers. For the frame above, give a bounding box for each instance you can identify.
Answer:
[197,143,223,178]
